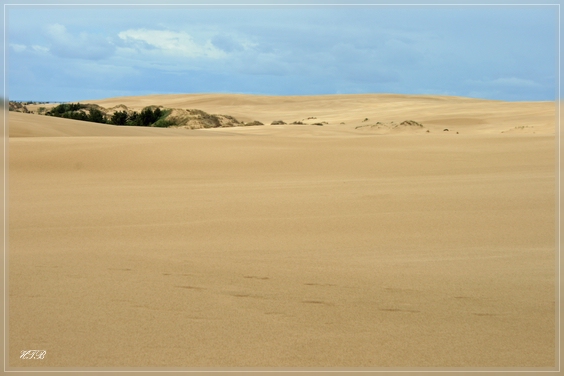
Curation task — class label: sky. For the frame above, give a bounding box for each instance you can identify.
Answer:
[5,4,559,102]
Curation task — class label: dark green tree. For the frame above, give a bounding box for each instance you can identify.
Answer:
[127,111,139,126]
[46,102,87,117]
[88,108,106,123]
[110,111,128,125]
[61,111,87,121]
[137,107,157,126]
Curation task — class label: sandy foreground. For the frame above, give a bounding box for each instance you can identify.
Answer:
[8,94,557,368]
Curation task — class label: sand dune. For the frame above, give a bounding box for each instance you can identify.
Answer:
[8,94,556,368]
[90,93,554,134]
[24,93,555,135]
[9,112,200,138]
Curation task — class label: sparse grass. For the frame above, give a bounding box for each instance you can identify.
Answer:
[152,118,174,127]
[152,109,173,127]
[244,120,264,126]
[19,101,259,130]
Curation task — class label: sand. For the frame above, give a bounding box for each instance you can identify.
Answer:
[8,94,557,368]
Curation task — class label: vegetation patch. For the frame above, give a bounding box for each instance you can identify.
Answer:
[9,100,53,114]
[355,120,424,131]
[243,120,264,127]
[45,103,108,123]
[165,108,247,129]
[10,101,265,130]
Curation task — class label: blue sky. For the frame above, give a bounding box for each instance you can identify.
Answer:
[6,4,559,102]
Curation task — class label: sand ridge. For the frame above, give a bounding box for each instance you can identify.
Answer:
[8,94,557,368]
[20,93,555,136]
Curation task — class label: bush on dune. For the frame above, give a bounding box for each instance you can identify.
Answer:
[46,103,107,124]
[40,102,253,130]
[88,108,107,123]
[46,103,87,117]
[122,107,168,127]
[110,110,128,125]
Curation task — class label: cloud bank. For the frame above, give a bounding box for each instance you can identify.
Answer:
[7,6,558,101]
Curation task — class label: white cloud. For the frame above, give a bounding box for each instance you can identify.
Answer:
[45,23,115,60]
[46,23,67,40]
[211,34,256,53]
[6,7,556,101]
[9,43,49,54]
[10,43,26,52]
[32,45,49,53]
[118,29,227,59]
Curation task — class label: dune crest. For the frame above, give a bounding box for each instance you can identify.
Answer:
[17,93,556,136]
[88,93,557,135]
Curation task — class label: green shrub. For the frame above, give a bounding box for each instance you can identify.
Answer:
[88,108,106,123]
[110,111,128,125]
[151,109,173,127]
[43,103,177,128]
[46,103,87,116]
[152,118,173,127]
[60,111,88,121]
[126,111,139,125]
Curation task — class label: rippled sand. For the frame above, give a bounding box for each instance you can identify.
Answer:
[8,94,557,368]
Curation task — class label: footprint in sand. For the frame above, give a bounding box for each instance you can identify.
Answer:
[243,275,269,280]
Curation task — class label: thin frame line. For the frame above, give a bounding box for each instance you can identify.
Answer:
[558,2,562,372]
[2,2,560,373]
[3,3,7,374]
[2,3,562,5]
